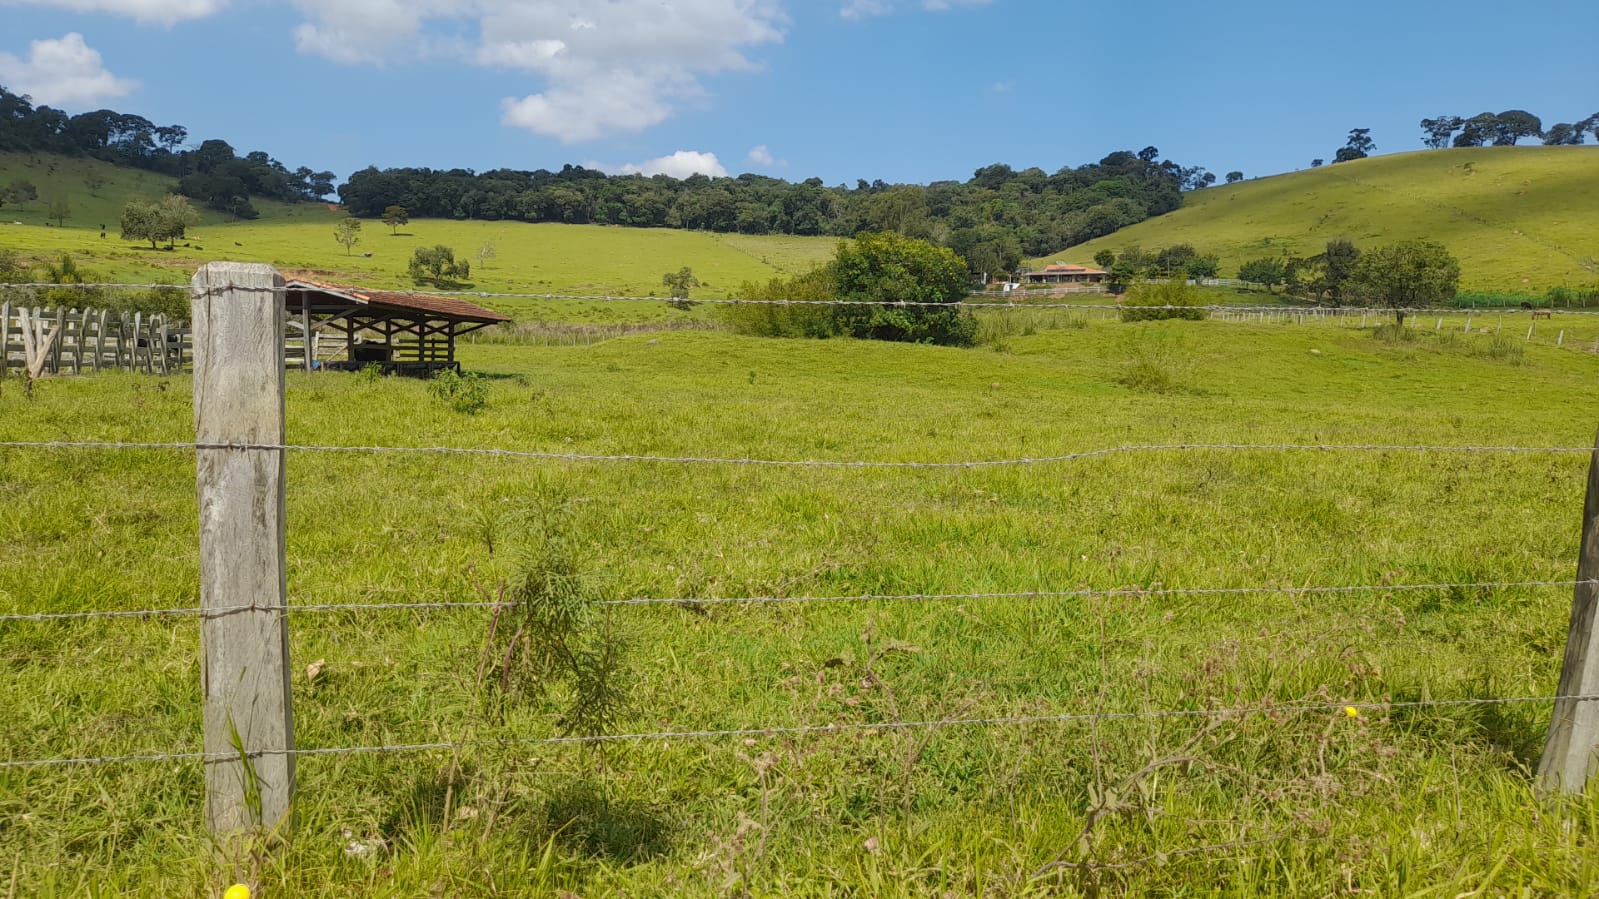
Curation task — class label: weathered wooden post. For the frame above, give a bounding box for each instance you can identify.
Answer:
[1540,427,1599,793]
[191,262,295,835]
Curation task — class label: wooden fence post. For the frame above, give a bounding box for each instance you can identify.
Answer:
[191,262,295,835]
[1539,427,1599,793]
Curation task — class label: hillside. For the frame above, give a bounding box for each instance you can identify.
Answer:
[0,153,838,311]
[0,153,313,229]
[1044,147,1599,293]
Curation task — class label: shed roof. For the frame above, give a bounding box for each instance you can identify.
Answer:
[284,278,511,324]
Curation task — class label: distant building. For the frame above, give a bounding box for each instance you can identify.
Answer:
[1020,263,1108,285]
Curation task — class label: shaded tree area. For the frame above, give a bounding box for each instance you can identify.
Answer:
[0,84,336,218]
[337,150,1205,275]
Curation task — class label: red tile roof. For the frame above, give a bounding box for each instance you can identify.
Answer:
[285,278,511,324]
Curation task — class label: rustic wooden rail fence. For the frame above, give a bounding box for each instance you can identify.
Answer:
[1,302,188,377]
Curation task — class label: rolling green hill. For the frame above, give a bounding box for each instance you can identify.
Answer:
[0,153,838,312]
[1041,147,1599,293]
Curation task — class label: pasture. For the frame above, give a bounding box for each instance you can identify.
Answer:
[0,153,838,312]
[1053,146,1599,295]
[6,311,1599,896]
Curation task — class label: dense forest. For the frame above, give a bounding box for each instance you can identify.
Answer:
[0,83,1204,272]
[0,85,335,219]
[336,150,1207,274]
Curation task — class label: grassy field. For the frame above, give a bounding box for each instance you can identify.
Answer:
[0,153,838,316]
[6,314,1599,895]
[1043,147,1599,294]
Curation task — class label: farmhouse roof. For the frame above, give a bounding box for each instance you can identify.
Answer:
[1040,263,1105,274]
[284,278,511,324]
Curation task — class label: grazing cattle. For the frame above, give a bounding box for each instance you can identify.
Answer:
[1532,308,1553,320]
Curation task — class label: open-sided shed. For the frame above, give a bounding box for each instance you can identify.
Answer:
[283,279,510,374]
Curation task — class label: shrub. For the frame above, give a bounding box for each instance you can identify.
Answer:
[1115,330,1201,394]
[1473,334,1526,365]
[1118,281,1209,322]
[717,232,977,346]
[429,368,488,414]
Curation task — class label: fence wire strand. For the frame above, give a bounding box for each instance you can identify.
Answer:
[3,579,1587,623]
[10,282,1595,316]
[3,693,1593,770]
[0,439,1592,470]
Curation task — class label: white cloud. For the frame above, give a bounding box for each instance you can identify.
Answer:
[620,150,728,179]
[839,0,891,18]
[291,0,787,143]
[747,144,775,166]
[0,33,137,106]
[2,0,222,25]
[842,0,992,18]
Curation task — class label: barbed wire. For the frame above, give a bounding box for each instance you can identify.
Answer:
[3,579,1585,623]
[8,282,1593,316]
[0,440,1591,469]
[2,693,1592,769]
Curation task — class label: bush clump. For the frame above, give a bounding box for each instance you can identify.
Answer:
[720,232,977,346]
[1118,281,1209,322]
[429,368,489,414]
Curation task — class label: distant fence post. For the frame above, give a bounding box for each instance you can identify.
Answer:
[1539,427,1599,794]
[190,262,295,835]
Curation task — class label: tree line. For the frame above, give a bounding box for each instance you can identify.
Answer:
[1418,110,1598,148]
[0,84,336,219]
[336,147,1211,275]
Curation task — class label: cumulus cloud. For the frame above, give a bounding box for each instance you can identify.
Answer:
[841,0,991,18]
[620,150,729,179]
[291,0,786,143]
[747,145,775,166]
[2,0,223,25]
[0,33,137,106]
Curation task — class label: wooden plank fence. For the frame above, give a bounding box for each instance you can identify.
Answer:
[1,303,189,377]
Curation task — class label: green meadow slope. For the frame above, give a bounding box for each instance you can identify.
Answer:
[0,153,837,310]
[1045,147,1599,293]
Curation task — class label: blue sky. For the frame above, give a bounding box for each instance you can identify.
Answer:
[2,0,1595,187]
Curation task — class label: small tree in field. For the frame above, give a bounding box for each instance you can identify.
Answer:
[1347,240,1460,326]
[1238,258,1287,292]
[47,194,70,226]
[478,240,497,269]
[382,205,409,235]
[334,217,363,255]
[662,266,700,310]
[409,245,470,286]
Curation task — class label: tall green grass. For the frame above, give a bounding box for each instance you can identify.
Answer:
[5,321,1599,895]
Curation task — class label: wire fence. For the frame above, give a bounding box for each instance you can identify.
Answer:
[6,274,1599,811]
[10,281,1598,316]
[4,579,1587,623]
[4,693,1593,771]
[1,439,1592,469]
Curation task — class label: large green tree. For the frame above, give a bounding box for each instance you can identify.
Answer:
[409,245,471,287]
[729,232,976,346]
[1347,240,1460,326]
[827,232,974,345]
[118,195,199,249]
[1238,257,1287,291]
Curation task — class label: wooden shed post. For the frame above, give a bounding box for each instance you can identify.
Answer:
[1540,426,1599,793]
[190,262,295,835]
